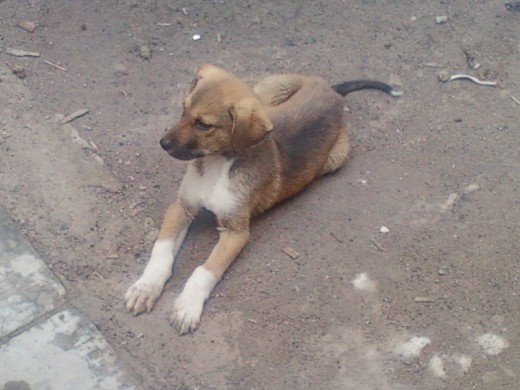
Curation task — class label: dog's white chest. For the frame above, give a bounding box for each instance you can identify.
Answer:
[180,156,240,216]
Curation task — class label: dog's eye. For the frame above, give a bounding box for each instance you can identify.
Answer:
[195,119,213,131]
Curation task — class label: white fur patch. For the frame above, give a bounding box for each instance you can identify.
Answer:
[476,333,509,355]
[171,266,218,334]
[180,156,240,217]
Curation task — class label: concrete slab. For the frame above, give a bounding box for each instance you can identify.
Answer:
[0,209,65,338]
[0,309,137,390]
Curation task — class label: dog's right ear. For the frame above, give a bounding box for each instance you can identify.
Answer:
[229,97,273,150]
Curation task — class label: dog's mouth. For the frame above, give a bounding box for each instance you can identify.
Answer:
[160,139,205,161]
[167,147,205,161]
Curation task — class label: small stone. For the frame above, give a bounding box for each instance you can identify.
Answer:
[112,63,129,77]
[435,15,448,24]
[12,66,27,79]
[138,45,152,60]
[380,226,390,234]
[17,20,38,33]
[438,70,450,82]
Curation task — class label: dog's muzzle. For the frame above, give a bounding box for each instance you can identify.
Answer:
[160,136,204,161]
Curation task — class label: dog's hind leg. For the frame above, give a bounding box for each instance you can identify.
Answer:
[125,199,195,315]
[319,129,351,176]
[253,74,304,106]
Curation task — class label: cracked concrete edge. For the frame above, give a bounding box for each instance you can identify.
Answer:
[0,307,139,390]
[0,207,66,339]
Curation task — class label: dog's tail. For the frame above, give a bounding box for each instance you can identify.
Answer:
[332,80,403,97]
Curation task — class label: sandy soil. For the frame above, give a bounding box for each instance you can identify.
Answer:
[1,1,519,389]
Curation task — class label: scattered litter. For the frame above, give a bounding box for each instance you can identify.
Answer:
[17,20,38,33]
[282,246,300,259]
[105,254,119,259]
[43,60,67,71]
[156,23,171,26]
[181,7,188,15]
[357,178,369,185]
[446,74,497,87]
[352,273,377,292]
[247,318,258,324]
[440,193,459,212]
[217,32,222,43]
[505,2,520,12]
[438,269,446,275]
[136,333,144,339]
[435,15,448,24]
[428,354,447,378]
[424,62,442,68]
[93,271,105,280]
[476,333,509,355]
[192,34,201,41]
[414,296,435,303]
[510,96,520,105]
[138,45,152,60]
[60,108,89,125]
[395,336,431,358]
[380,226,390,234]
[464,183,480,194]
[4,48,40,57]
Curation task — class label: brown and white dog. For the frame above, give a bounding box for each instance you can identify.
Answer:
[125,64,400,334]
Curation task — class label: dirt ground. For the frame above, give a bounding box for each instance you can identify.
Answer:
[1,1,519,389]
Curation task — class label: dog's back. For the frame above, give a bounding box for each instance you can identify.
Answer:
[254,75,347,201]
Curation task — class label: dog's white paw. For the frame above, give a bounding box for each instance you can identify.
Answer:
[170,293,204,334]
[169,266,218,334]
[125,281,163,315]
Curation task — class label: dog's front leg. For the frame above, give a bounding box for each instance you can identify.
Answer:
[125,199,195,315]
[170,227,250,334]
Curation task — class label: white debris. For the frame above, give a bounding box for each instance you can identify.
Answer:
[192,34,201,41]
[395,336,431,358]
[435,15,448,24]
[453,353,472,373]
[380,226,390,234]
[428,354,446,378]
[464,183,480,193]
[352,273,377,292]
[476,333,509,355]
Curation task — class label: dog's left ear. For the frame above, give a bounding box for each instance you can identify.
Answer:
[230,98,273,150]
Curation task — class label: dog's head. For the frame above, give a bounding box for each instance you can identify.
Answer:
[160,64,273,160]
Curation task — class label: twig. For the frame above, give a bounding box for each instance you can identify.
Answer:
[370,238,385,252]
[330,232,344,243]
[43,60,67,71]
[447,74,497,87]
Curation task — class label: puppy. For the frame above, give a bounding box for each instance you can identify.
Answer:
[125,64,400,334]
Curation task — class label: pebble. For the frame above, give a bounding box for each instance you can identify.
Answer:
[435,15,448,24]
[438,70,450,82]
[17,20,38,33]
[138,45,152,60]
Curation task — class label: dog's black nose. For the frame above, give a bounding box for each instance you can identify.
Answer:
[160,136,173,151]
